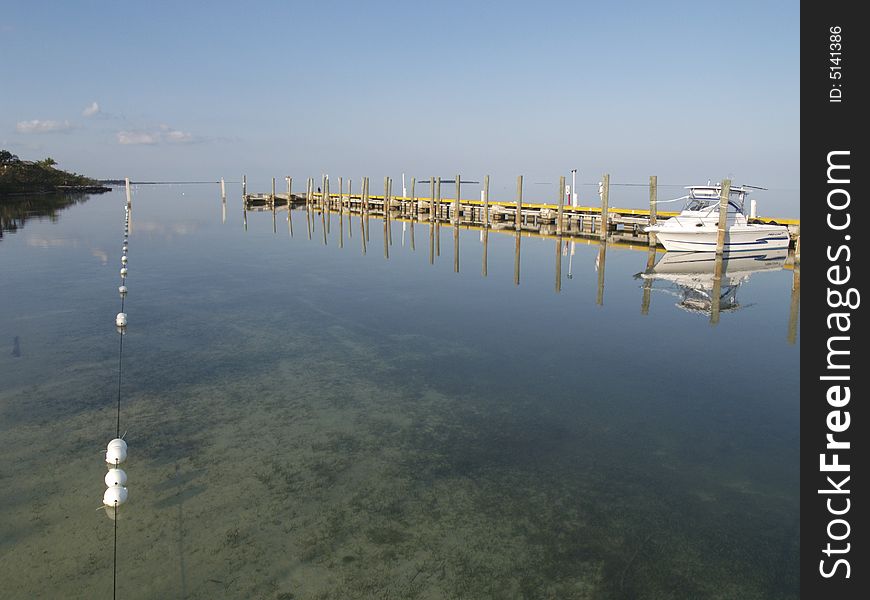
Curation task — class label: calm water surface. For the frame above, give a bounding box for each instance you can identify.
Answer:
[0,185,799,599]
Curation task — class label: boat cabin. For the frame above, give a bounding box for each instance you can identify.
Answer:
[684,184,758,213]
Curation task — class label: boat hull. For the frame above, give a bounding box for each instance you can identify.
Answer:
[648,225,790,252]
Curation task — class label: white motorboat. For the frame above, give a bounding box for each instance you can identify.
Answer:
[646,184,790,252]
[637,249,788,315]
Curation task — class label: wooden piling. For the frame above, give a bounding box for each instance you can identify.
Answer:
[411,177,417,217]
[515,175,523,231]
[320,179,328,245]
[483,175,490,228]
[285,177,293,237]
[715,179,732,255]
[242,175,247,200]
[436,177,442,221]
[557,175,565,235]
[347,180,353,238]
[324,176,330,235]
[384,176,390,217]
[220,177,226,200]
[429,178,436,222]
[649,175,658,226]
[454,174,460,224]
[125,177,132,206]
[388,178,393,245]
[271,177,277,233]
[599,174,610,241]
[364,177,370,242]
[305,178,312,240]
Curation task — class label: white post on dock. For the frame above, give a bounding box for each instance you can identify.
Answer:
[571,169,578,207]
[220,177,226,200]
[125,177,132,206]
[402,172,407,200]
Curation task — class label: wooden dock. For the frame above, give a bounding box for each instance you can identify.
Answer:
[242,182,800,247]
[238,176,799,337]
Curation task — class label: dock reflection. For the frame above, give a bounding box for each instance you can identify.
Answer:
[237,201,797,338]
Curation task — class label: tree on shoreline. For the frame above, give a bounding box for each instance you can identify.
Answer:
[1,149,100,196]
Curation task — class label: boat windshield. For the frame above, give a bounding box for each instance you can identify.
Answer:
[685,198,717,211]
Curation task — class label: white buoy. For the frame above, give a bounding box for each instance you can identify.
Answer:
[103,486,129,507]
[120,267,127,276]
[121,255,128,264]
[119,285,127,295]
[115,312,127,327]
[105,438,128,464]
[105,468,128,487]
[123,244,128,251]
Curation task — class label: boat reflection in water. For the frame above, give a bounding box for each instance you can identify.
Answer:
[637,249,789,316]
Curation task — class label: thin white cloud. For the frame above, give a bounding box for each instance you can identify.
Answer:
[82,102,100,117]
[117,130,159,145]
[164,129,193,143]
[116,126,196,145]
[16,119,73,133]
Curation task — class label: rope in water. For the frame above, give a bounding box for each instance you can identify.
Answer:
[111,190,131,600]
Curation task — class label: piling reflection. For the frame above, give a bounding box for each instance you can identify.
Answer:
[640,243,657,315]
[596,240,607,305]
[788,264,800,344]
[383,218,389,260]
[236,198,796,336]
[554,238,562,293]
[453,226,459,273]
[482,229,489,277]
[428,221,434,265]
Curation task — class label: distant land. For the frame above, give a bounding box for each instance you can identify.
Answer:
[0,149,110,197]
[100,180,219,185]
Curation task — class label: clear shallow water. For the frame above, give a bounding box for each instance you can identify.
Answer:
[0,185,799,599]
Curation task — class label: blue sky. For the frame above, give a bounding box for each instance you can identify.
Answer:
[1,1,799,214]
